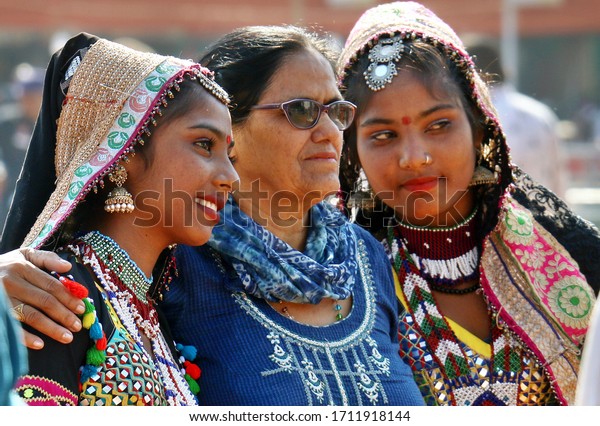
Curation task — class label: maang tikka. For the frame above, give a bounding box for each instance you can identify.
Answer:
[364,36,405,91]
[104,163,135,213]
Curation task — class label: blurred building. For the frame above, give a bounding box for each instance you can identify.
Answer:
[1,0,598,128]
[0,0,599,220]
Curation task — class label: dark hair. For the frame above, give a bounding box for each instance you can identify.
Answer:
[199,25,340,126]
[339,38,487,236]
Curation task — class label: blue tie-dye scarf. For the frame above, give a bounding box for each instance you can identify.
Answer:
[208,198,358,303]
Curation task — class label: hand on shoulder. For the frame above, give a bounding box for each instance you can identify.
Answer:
[0,247,83,349]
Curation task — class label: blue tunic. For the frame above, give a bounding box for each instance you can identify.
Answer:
[161,225,423,406]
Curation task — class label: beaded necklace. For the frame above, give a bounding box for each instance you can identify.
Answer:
[81,231,155,324]
[393,208,480,294]
[277,298,345,322]
[387,214,535,405]
[73,231,197,405]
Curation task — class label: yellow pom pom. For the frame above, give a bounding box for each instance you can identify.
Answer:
[82,312,96,329]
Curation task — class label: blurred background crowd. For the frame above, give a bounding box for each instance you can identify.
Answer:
[0,0,599,228]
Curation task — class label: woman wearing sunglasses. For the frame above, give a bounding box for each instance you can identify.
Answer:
[0,26,423,406]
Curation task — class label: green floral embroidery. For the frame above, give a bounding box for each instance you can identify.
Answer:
[117,112,136,129]
[557,285,591,319]
[107,131,129,149]
[548,277,593,329]
[156,62,178,74]
[74,164,93,177]
[68,181,84,200]
[145,75,167,92]
[505,208,533,237]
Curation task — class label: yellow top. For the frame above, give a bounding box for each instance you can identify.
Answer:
[393,268,491,358]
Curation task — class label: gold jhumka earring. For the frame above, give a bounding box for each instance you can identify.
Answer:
[468,148,497,187]
[104,163,135,213]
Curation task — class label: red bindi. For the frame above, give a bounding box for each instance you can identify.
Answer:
[401,116,412,125]
[226,135,232,146]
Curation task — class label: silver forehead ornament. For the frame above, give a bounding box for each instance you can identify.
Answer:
[363,36,405,91]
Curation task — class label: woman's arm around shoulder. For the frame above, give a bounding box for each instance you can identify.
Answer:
[0,248,84,349]
[15,252,108,405]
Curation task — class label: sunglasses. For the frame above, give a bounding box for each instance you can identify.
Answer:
[251,98,357,131]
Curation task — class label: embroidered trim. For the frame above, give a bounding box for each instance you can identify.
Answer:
[498,202,593,338]
[15,375,79,406]
[232,237,391,406]
[479,199,596,404]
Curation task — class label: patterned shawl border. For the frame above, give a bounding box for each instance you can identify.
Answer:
[482,235,573,404]
[15,374,78,406]
[24,58,196,249]
[479,199,594,405]
[494,198,594,342]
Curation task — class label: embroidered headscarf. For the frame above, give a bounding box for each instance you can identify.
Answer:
[12,33,228,250]
[0,33,96,252]
[337,1,600,293]
[208,199,358,304]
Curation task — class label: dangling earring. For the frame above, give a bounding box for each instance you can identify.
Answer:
[469,148,497,187]
[104,163,135,213]
[348,170,375,222]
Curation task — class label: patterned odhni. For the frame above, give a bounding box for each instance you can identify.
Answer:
[338,1,597,405]
[387,198,594,405]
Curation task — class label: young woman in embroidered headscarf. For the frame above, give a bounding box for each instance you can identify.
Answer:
[5,33,237,405]
[0,27,424,406]
[338,1,598,406]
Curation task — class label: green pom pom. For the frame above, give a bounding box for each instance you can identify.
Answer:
[184,374,200,394]
[83,298,95,314]
[86,347,106,366]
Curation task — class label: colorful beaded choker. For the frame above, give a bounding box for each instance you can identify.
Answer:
[392,208,480,294]
[80,231,153,304]
[70,231,198,405]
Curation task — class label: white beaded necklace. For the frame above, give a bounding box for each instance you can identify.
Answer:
[72,232,197,405]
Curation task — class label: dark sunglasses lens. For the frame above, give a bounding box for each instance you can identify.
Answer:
[329,102,356,131]
[285,100,320,129]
